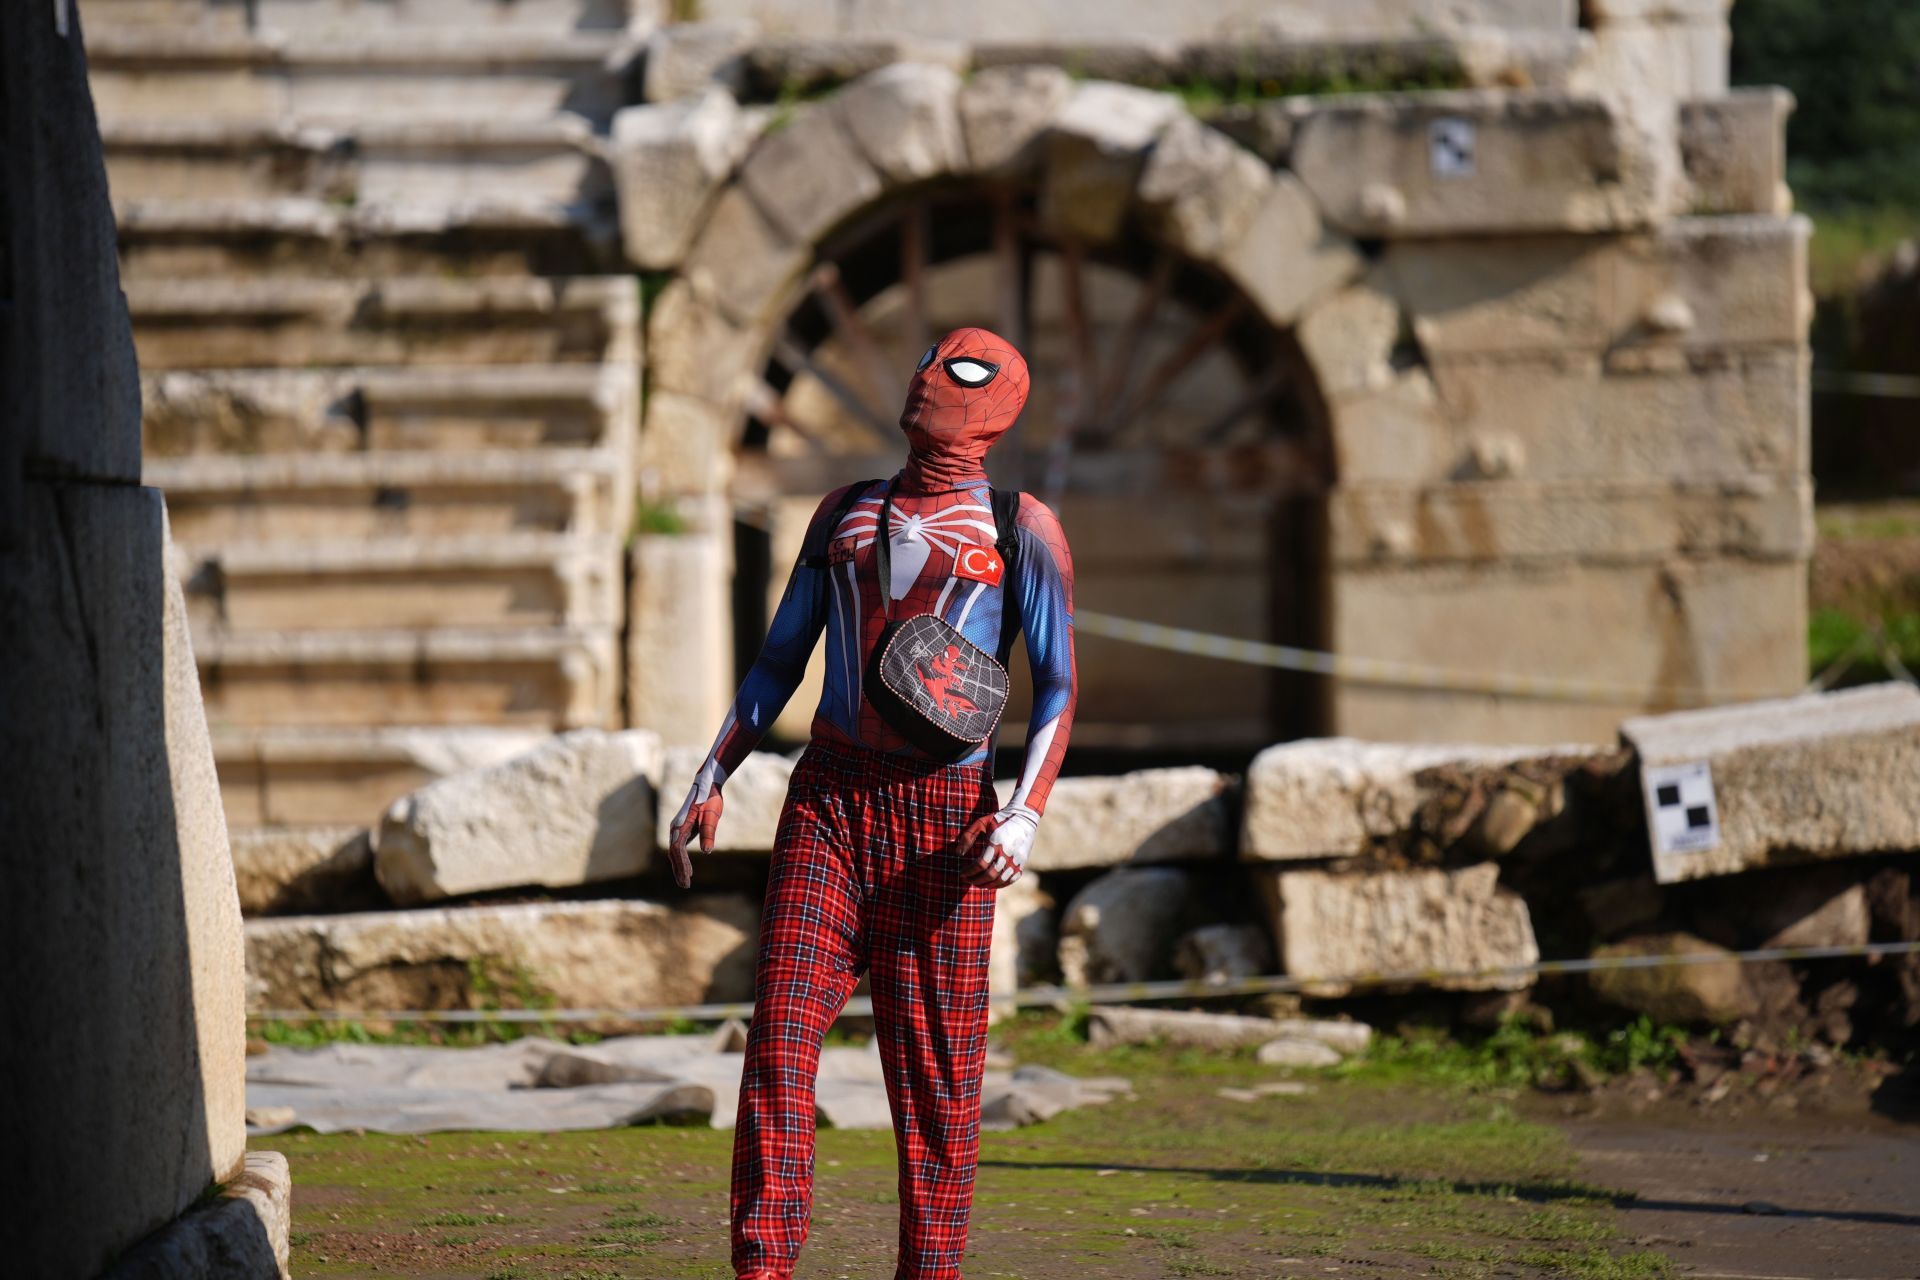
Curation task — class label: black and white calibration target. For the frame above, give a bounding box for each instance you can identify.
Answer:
[1643,760,1721,856]
[1430,118,1476,179]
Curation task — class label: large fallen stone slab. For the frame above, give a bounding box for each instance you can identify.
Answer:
[998,767,1233,871]
[245,897,760,1013]
[1088,1007,1370,1055]
[1243,738,1598,861]
[653,748,797,852]
[231,825,377,916]
[1621,683,1920,883]
[373,729,661,904]
[1257,863,1540,994]
[1587,933,1762,1025]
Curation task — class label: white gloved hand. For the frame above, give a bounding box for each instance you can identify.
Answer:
[666,758,726,889]
[958,803,1039,889]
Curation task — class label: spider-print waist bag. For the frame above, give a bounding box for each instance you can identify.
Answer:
[808,479,1023,760]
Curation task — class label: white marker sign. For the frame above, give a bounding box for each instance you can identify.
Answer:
[1642,759,1721,857]
[1430,118,1476,179]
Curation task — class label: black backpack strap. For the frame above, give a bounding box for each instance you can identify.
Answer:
[798,478,880,569]
[993,488,1023,662]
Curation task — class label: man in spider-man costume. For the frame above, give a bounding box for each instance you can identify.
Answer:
[667,327,1076,1280]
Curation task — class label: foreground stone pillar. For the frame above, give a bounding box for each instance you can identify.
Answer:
[0,6,282,1276]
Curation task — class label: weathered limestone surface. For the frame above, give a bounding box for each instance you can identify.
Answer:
[642,390,735,496]
[1330,558,1805,745]
[1295,280,1402,400]
[1217,173,1363,327]
[1382,216,1811,360]
[646,279,762,406]
[680,183,809,324]
[102,1150,292,1280]
[628,525,736,747]
[696,0,1579,42]
[1258,863,1541,993]
[1420,347,1807,484]
[374,730,662,904]
[1681,88,1793,217]
[743,36,967,98]
[956,63,1072,173]
[1585,0,1729,100]
[1243,738,1580,861]
[1588,933,1754,1024]
[996,767,1232,871]
[1058,867,1194,986]
[213,725,547,831]
[1623,684,1920,883]
[988,872,1055,1022]
[1089,1007,1370,1054]
[246,897,761,1012]
[231,826,377,916]
[739,101,884,245]
[833,62,965,183]
[644,19,756,102]
[1328,478,1811,568]
[613,90,759,270]
[1135,114,1270,262]
[1041,82,1182,243]
[654,748,798,851]
[1293,91,1680,237]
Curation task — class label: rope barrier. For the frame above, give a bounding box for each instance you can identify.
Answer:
[1072,610,1794,707]
[247,939,1920,1025]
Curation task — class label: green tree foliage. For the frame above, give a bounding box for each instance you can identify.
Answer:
[1731,0,1920,210]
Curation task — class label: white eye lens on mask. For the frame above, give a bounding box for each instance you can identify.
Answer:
[916,346,937,371]
[944,357,998,388]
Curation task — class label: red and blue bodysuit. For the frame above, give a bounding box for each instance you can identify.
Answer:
[667,328,1077,1280]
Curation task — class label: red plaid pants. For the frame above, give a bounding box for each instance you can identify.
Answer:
[731,741,998,1280]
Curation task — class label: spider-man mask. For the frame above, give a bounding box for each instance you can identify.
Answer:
[898,327,1030,489]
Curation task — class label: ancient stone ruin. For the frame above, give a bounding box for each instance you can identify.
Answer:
[42,0,1914,1152]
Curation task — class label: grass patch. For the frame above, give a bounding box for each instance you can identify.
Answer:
[1332,1017,1686,1092]
[279,1013,1673,1279]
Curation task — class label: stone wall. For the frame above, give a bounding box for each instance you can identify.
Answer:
[0,4,279,1277]
[84,0,1813,828]
[620,23,1811,749]
[246,688,1920,1048]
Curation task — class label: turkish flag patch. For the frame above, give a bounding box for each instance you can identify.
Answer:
[953,545,1004,587]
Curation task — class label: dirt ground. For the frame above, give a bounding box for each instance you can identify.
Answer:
[1567,1113,1917,1280]
[267,1023,1920,1280]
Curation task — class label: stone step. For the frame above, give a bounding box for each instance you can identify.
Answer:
[212,724,547,830]
[116,195,617,279]
[87,27,638,127]
[177,533,625,632]
[126,275,640,370]
[85,0,634,35]
[104,118,610,212]
[196,625,620,730]
[141,363,634,457]
[148,448,626,542]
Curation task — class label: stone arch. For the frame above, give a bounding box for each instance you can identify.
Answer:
[642,66,1440,750]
